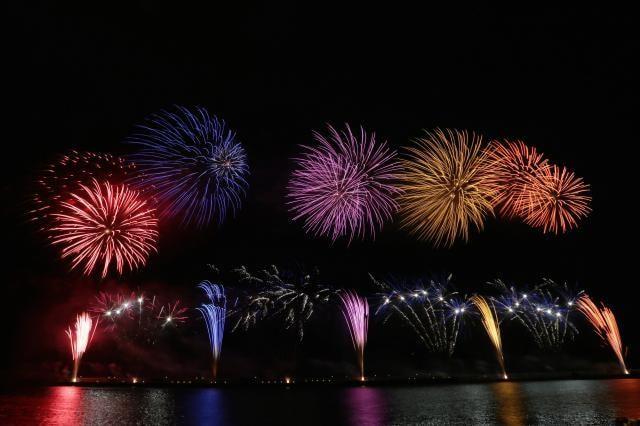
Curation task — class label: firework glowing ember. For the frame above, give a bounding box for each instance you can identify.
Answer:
[288,124,401,243]
[127,106,249,228]
[232,265,334,341]
[32,150,136,225]
[576,295,628,375]
[485,140,549,218]
[520,164,591,234]
[338,290,369,381]
[399,129,494,247]
[373,274,467,356]
[197,281,227,378]
[471,295,507,379]
[47,179,158,278]
[65,312,98,382]
[490,279,580,350]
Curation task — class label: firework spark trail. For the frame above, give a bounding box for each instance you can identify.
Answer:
[373,275,467,356]
[288,124,401,243]
[485,140,549,218]
[490,279,579,350]
[128,106,249,228]
[399,129,494,247]
[231,265,334,341]
[48,179,158,278]
[65,312,98,382]
[576,295,628,375]
[520,164,591,234]
[197,281,227,378]
[338,290,369,381]
[471,295,507,379]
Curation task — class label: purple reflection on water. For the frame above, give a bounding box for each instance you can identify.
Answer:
[343,387,388,426]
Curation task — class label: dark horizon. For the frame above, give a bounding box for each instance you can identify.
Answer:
[3,4,637,383]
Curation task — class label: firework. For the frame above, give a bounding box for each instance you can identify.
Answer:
[338,290,369,381]
[65,312,98,382]
[399,129,494,247]
[127,106,249,228]
[520,164,591,234]
[47,179,158,278]
[32,150,136,225]
[197,281,227,378]
[489,279,580,350]
[288,124,401,243]
[471,295,507,379]
[231,265,334,341]
[485,140,549,218]
[373,274,467,356]
[90,291,187,344]
[576,295,628,375]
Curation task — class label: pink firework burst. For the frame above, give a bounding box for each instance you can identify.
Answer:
[48,179,159,278]
[288,124,401,243]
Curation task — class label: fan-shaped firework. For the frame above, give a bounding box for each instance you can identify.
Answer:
[197,281,227,378]
[338,290,369,381]
[489,279,580,350]
[48,179,158,278]
[32,150,136,225]
[127,106,249,228]
[576,295,628,375]
[520,164,591,234]
[374,274,468,356]
[66,312,98,382]
[485,140,549,218]
[399,129,494,247]
[232,265,334,341]
[471,295,507,379]
[288,124,401,243]
[90,291,188,344]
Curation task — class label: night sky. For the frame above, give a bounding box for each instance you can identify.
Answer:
[3,4,636,382]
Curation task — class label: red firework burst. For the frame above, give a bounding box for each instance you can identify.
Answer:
[520,164,591,234]
[486,140,549,218]
[48,179,158,278]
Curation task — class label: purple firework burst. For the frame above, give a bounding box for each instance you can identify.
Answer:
[287,124,401,243]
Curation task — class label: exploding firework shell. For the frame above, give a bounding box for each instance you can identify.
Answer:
[287,124,401,243]
[48,179,158,278]
[519,164,591,234]
[127,106,249,228]
[485,140,549,218]
[399,129,494,247]
[32,150,136,225]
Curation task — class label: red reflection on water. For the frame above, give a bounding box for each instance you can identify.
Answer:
[608,379,640,419]
[344,387,387,426]
[43,386,83,425]
[491,382,526,426]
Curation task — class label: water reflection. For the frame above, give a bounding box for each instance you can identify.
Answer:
[491,382,527,426]
[0,379,638,425]
[44,386,83,425]
[343,387,387,426]
[607,378,640,419]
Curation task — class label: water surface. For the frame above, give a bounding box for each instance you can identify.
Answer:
[1,379,638,425]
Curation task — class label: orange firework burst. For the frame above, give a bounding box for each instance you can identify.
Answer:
[576,295,628,375]
[520,164,591,234]
[399,129,494,247]
[485,140,549,218]
[48,179,159,278]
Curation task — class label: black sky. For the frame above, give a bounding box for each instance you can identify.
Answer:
[3,4,637,381]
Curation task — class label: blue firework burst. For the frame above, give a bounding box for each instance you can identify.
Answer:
[127,106,249,227]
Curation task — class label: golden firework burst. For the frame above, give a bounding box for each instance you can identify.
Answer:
[398,129,494,247]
